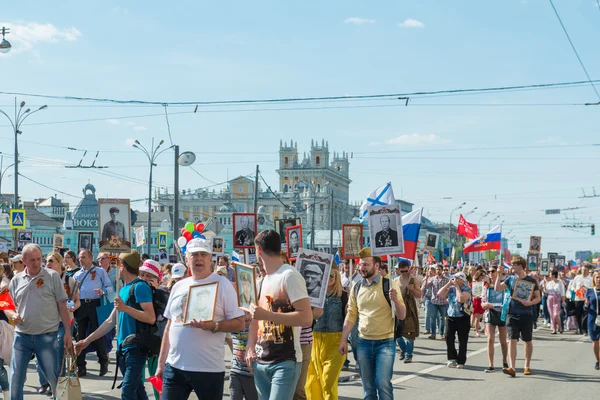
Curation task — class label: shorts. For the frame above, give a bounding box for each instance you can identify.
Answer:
[506,314,534,342]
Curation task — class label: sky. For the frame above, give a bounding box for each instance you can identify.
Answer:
[0,0,599,258]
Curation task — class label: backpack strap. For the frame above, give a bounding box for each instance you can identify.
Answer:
[353,277,392,309]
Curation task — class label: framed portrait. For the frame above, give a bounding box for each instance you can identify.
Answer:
[232,213,257,249]
[98,198,131,252]
[425,232,440,249]
[540,259,550,276]
[555,256,566,269]
[511,278,535,302]
[17,241,26,252]
[472,281,484,298]
[134,226,145,247]
[527,252,539,271]
[183,282,219,325]
[296,248,333,308]
[548,252,558,265]
[169,254,178,264]
[529,236,541,254]
[286,225,302,260]
[367,204,404,256]
[232,262,258,309]
[212,237,225,255]
[159,249,168,264]
[19,231,32,242]
[78,232,93,252]
[341,224,363,259]
[275,218,301,245]
[53,234,64,249]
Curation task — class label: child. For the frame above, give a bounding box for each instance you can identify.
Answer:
[230,312,258,400]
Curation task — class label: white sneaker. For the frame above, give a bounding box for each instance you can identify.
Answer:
[447,360,458,368]
[456,364,465,369]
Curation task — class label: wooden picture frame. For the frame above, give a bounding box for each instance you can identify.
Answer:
[78,232,93,252]
[232,213,257,249]
[527,252,539,271]
[53,234,64,249]
[232,261,258,309]
[341,224,363,260]
[183,282,219,325]
[286,225,302,261]
[540,259,550,276]
[511,278,535,302]
[212,236,225,255]
[529,236,541,254]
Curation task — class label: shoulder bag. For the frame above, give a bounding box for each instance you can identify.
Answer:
[56,348,82,400]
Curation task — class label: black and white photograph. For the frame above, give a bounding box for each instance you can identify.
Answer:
[18,231,32,242]
[184,282,219,324]
[527,252,539,271]
[511,277,535,302]
[286,225,302,260]
[367,204,404,256]
[212,237,225,255]
[275,218,300,245]
[232,213,257,249]
[134,226,146,247]
[169,255,178,264]
[425,232,439,249]
[529,236,541,253]
[159,249,168,264]
[296,248,333,308]
[555,255,566,269]
[342,224,363,259]
[53,234,64,249]
[98,198,131,252]
[548,252,558,265]
[540,259,550,276]
[78,232,93,252]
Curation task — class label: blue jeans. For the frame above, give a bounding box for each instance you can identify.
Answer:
[10,331,58,400]
[357,337,395,400]
[253,360,301,400]
[0,358,8,391]
[118,347,149,400]
[37,323,66,386]
[349,318,359,364]
[424,298,432,331]
[429,303,448,336]
[162,363,225,400]
[396,337,414,358]
[542,295,550,323]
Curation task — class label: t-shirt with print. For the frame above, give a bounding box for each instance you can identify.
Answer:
[231,327,252,376]
[117,278,153,348]
[447,284,472,318]
[503,275,539,316]
[255,264,309,365]
[164,274,244,372]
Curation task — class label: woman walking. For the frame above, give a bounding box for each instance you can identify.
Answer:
[584,271,600,370]
[438,272,472,369]
[481,266,508,373]
[470,270,486,337]
[395,261,421,363]
[545,271,566,334]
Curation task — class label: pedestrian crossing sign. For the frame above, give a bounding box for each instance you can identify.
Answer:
[158,232,167,249]
[10,209,26,229]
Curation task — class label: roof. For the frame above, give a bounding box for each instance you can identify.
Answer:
[24,206,63,229]
[37,196,67,208]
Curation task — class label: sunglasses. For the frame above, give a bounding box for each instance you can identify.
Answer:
[399,270,409,273]
[488,270,497,273]
[329,273,335,278]
[46,259,55,264]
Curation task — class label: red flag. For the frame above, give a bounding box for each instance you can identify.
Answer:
[0,290,16,311]
[457,214,479,240]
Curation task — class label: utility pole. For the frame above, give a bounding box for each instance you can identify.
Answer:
[253,165,259,213]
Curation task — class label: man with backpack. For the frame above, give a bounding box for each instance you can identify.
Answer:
[338,248,406,400]
[74,251,156,400]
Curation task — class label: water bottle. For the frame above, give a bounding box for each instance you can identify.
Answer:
[67,300,75,310]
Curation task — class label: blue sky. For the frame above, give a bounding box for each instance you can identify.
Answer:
[1,0,599,258]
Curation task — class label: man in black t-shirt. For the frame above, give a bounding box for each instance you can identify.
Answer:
[495,256,541,377]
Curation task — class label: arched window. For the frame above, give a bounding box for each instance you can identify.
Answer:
[316,183,321,192]
[284,156,289,165]
[283,184,289,193]
[316,156,320,166]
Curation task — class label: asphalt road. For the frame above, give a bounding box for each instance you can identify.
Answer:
[19,317,599,399]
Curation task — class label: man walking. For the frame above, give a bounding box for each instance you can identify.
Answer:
[424,264,449,340]
[155,238,245,399]
[7,244,72,400]
[339,247,406,400]
[495,256,541,377]
[73,249,114,376]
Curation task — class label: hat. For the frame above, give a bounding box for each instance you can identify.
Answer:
[304,264,322,276]
[171,263,187,278]
[140,260,162,280]
[109,207,120,214]
[358,247,372,258]
[119,251,140,270]
[9,254,22,263]
[186,238,211,254]
[453,272,467,282]
[216,266,228,276]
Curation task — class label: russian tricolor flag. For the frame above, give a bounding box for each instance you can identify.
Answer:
[463,225,502,254]
[392,208,423,261]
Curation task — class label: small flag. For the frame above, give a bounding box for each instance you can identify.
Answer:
[333,251,342,266]
[359,182,395,221]
[457,214,479,240]
[231,250,241,263]
[463,225,502,254]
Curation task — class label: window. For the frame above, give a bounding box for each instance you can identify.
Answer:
[316,156,320,166]
[316,183,321,192]
[193,206,199,212]
[284,176,289,180]
[160,206,165,212]
[284,184,288,193]
[320,204,324,211]
[284,156,289,165]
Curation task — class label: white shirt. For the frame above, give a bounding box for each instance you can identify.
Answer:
[545,280,565,297]
[164,273,244,372]
[571,275,593,302]
[341,272,350,288]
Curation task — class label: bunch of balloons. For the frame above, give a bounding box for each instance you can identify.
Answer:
[177,222,206,255]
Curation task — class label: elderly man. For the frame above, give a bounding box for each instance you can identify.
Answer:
[97,252,117,298]
[303,264,323,299]
[7,244,72,400]
[101,206,126,241]
[235,216,255,247]
[73,249,114,377]
[375,215,398,248]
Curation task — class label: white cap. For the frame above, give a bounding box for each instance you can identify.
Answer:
[10,254,22,263]
[186,238,211,254]
[171,263,187,279]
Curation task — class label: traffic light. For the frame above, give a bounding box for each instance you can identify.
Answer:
[592,224,595,236]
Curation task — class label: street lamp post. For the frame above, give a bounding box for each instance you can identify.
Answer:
[0,99,47,250]
[465,207,478,216]
[449,202,466,256]
[0,27,11,53]
[133,138,174,252]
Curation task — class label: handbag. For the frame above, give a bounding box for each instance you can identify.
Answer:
[96,295,113,326]
[57,349,82,400]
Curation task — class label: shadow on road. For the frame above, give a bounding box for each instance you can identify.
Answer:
[527,369,598,383]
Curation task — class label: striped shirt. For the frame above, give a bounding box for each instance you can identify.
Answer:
[300,326,313,345]
[231,328,252,376]
[425,275,449,305]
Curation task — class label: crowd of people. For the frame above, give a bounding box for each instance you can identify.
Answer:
[0,235,598,400]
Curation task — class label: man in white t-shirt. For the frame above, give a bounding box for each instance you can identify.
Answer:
[245,229,312,400]
[155,238,245,399]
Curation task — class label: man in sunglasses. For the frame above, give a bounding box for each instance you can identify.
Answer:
[424,264,450,340]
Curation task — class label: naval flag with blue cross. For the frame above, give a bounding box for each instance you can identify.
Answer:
[359,182,396,222]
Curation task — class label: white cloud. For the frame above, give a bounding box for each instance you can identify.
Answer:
[385,133,449,146]
[398,19,425,28]
[105,119,120,125]
[344,17,376,25]
[0,22,81,54]
[133,126,147,132]
[124,138,137,147]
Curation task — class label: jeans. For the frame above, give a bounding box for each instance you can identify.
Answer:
[423,298,432,331]
[118,347,149,400]
[445,316,470,365]
[229,373,258,400]
[541,295,550,323]
[10,331,58,400]
[253,360,301,400]
[37,323,66,386]
[349,320,359,365]
[0,358,8,391]
[356,337,395,400]
[429,303,448,336]
[574,301,588,333]
[162,363,225,400]
[396,337,414,358]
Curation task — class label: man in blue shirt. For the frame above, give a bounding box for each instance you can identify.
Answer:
[75,251,155,400]
[73,249,114,377]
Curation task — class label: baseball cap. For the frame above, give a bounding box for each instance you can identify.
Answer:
[186,238,211,254]
[304,264,322,275]
[171,263,187,279]
[9,254,22,263]
[140,260,162,279]
[453,272,467,282]
[216,266,228,276]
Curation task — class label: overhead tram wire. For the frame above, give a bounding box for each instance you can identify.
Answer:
[18,173,81,199]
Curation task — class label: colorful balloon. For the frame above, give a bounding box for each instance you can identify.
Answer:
[192,231,201,239]
[177,236,187,248]
[195,223,205,233]
[185,222,195,233]
[183,231,193,241]
[181,245,187,254]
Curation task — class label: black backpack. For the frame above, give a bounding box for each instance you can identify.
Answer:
[353,277,403,338]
